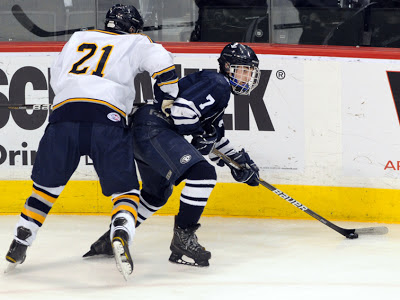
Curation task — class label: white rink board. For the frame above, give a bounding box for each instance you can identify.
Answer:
[1,52,400,190]
[342,60,400,181]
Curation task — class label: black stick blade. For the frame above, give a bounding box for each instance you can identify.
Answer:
[12,4,39,34]
[12,4,94,37]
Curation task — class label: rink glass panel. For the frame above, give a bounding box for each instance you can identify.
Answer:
[0,0,399,48]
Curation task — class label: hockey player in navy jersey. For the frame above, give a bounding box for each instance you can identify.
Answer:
[84,42,261,267]
[4,4,178,280]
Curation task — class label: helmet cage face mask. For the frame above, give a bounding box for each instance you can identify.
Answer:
[228,64,260,96]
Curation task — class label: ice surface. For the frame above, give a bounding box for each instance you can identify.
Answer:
[0,215,398,300]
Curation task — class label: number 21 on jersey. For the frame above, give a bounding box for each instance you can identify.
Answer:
[69,43,114,77]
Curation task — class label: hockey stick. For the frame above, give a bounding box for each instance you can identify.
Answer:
[143,22,195,32]
[12,5,94,37]
[211,148,389,238]
[12,5,194,38]
[0,102,146,110]
[0,103,51,110]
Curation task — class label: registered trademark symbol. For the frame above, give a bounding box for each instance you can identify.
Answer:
[276,70,285,80]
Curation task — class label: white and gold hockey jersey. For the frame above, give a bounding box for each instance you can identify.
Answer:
[49,29,178,127]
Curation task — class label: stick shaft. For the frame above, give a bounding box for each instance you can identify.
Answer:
[12,4,193,38]
[212,148,387,237]
[0,102,146,110]
[0,103,51,110]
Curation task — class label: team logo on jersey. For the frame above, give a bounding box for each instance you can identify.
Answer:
[180,154,192,164]
[107,112,121,122]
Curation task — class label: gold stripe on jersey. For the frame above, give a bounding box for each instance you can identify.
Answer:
[112,205,138,222]
[87,29,121,35]
[32,187,57,204]
[22,207,46,225]
[112,194,140,205]
[53,98,126,117]
[152,65,176,79]
[157,78,179,87]
[133,33,154,43]
[87,30,154,42]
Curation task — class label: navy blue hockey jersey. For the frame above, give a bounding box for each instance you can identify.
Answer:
[169,70,231,140]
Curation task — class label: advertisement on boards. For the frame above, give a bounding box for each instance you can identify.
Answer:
[0,52,305,181]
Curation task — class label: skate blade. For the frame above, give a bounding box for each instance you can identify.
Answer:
[82,249,96,258]
[112,241,132,281]
[4,262,17,274]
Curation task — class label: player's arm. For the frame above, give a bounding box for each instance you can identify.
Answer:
[208,117,260,186]
[49,38,72,94]
[138,42,179,109]
[169,78,219,136]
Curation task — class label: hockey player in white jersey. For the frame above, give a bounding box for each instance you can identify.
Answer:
[4,4,178,280]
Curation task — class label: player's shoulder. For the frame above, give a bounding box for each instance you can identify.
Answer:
[126,32,155,44]
[73,29,155,43]
[182,70,230,93]
[200,70,230,90]
[184,71,231,105]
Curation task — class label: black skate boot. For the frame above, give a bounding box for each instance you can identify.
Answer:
[169,217,211,267]
[112,218,133,281]
[5,226,31,273]
[82,229,113,257]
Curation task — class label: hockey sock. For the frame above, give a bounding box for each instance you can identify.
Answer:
[136,190,167,227]
[176,161,216,229]
[15,182,64,246]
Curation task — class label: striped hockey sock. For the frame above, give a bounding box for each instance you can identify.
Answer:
[15,183,64,246]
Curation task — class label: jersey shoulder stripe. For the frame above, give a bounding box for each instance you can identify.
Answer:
[152,65,176,78]
[86,29,123,35]
[83,30,154,43]
[158,78,179,87]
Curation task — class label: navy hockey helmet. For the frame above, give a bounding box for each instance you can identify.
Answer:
[218,42,260,96]
[105,4,144,33]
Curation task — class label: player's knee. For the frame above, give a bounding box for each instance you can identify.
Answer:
[186,160,217,181]
[141,189,169,207]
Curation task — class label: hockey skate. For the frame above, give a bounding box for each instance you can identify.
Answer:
[83,229,113,257]
[4,226,31,273]
[112,225,133,281]
[169,217,211,267]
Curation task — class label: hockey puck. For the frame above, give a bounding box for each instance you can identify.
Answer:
[346,232,359,239]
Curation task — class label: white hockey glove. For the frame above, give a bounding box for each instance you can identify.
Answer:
[161,99,174,116]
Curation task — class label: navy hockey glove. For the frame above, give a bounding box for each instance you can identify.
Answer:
[191,126,217,155]
[229,149,260,186]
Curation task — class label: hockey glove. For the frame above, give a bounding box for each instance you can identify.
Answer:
[161,99,174,116]
[191,126,217,155]
[229,149,260,186]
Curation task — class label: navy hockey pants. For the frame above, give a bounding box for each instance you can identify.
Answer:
[131,105,205,205]
[31,121,139,196]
